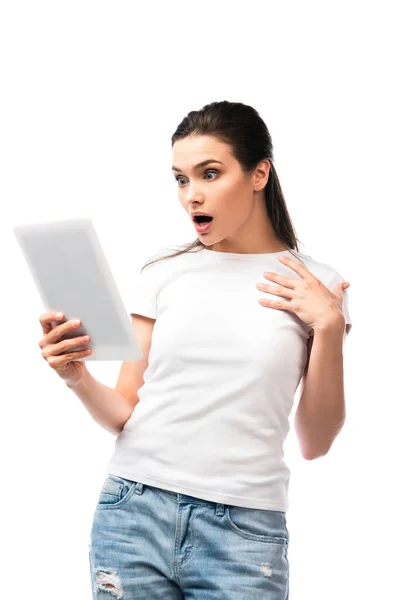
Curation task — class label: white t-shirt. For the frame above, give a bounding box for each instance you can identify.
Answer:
[107,246,352,512]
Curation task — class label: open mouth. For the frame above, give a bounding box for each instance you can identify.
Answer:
[193,215,213,233]
[193,215,213,224]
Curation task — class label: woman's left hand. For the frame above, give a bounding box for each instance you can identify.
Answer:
[256,255,350,331]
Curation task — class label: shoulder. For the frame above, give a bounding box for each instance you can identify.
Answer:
[138,244,189,288]
[292,250,344,289]
[294,250,352,336]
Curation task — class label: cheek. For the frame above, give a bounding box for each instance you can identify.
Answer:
[226,188,251,217]
[219,179,243,203]
[218,190,246,218]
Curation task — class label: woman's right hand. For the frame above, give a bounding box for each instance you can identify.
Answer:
[38,312,92,386]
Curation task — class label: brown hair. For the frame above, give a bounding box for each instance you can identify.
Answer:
[141,100,304,272]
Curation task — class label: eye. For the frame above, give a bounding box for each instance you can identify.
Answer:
[174,170,219,187]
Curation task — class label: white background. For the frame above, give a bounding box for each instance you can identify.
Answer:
[1,1,399,598]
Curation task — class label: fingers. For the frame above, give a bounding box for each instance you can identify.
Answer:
[39,311,64,326]
[39,311,65,337]
[38,312,91,380]
[46,347,91,368]
[38,313,81,348]
[41,334,90,360]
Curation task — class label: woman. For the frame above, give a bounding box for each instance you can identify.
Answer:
[39,100,352,599]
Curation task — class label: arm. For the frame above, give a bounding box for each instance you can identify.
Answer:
[66,368,134,435]
[66,314,155,436]
[295,318,348,460]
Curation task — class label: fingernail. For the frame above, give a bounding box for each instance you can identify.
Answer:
[55,312,63,319]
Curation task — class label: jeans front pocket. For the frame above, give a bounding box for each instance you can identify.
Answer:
[96,474,137,510]
[226,505,289,544]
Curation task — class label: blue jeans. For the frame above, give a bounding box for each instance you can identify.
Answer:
[89,474,290,599]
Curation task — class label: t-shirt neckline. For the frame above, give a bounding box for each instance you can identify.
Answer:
[201,247,296,259]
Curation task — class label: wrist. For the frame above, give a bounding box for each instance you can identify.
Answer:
[65,366,91,389]
[313,315,346,334]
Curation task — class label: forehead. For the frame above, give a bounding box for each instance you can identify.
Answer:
[172,135,231,171]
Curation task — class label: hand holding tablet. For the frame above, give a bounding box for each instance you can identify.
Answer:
[38,311,93,385]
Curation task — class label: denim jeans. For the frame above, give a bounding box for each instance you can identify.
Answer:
[89,474,290,599]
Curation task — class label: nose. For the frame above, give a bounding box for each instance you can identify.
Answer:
[184,181,204,199]
[187,196,205,210]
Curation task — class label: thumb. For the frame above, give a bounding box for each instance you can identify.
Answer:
[332,281,350,297]
[339,281,350,293]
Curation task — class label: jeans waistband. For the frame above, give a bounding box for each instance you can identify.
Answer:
[143,482,227,511]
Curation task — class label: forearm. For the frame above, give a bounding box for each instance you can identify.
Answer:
[66,368,133,435]
[295,320,346,459]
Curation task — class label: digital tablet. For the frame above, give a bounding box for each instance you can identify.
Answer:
[13,217,144,362]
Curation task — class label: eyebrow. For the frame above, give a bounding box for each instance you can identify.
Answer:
[171,159,224,173]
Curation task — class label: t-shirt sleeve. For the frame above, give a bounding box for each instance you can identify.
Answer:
[129,264,159,320]
[308,268,352,338]
[328,269,352,334]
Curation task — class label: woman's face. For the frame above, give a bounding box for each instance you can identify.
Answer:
[172,135,267,248]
